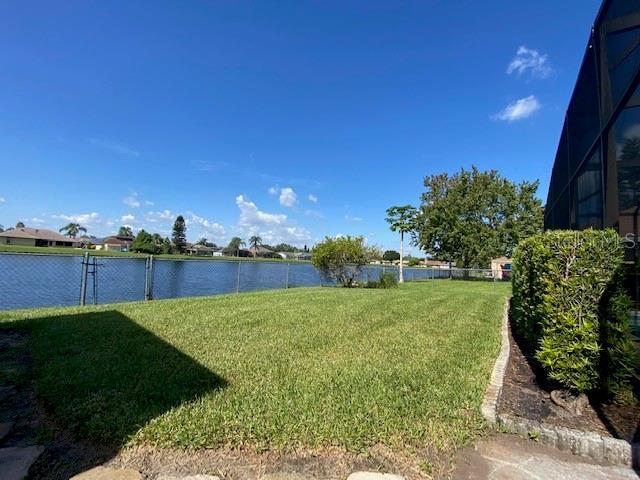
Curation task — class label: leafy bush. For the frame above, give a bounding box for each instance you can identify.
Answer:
[379,271,399,288]
[312,236,370,287]
[366,271,399,289]
[600,271,637,402]
[382,250,401,262]
[512,229,637,398]
[132,229,157,254]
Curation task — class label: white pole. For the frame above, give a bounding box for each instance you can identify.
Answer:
[399,231,404,283]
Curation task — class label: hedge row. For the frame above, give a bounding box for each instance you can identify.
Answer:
[512,229,636,399]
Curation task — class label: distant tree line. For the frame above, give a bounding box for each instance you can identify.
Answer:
[2,214,314,258]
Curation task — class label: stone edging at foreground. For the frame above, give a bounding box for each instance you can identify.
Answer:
[480,299,510,424]
[480,298,640,469]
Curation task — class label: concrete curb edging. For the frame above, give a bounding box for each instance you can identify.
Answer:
[480,297,640,469]
[480,299,510,425]
[495,412,640,468]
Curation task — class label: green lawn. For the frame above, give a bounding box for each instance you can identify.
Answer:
[0,281,509,456]
[0,244,307,262]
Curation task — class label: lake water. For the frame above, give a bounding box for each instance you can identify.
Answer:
[0,253,450,311]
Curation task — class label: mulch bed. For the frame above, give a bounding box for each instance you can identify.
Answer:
[497,313,640,443]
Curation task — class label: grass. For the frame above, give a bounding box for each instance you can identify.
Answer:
[0,281,510,456]
[0,244,308,262]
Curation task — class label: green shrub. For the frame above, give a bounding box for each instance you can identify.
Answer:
[364,272,398,289]
[378,272,399,288]
[512,229,637,397]
[311,236,370,287]
[600,272,637,401]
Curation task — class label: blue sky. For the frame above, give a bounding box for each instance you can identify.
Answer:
[0,0,602,253]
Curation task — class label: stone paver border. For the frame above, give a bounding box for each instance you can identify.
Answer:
[480,298,640,469]
[480,299,510,424]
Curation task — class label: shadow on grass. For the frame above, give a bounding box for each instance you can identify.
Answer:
[1,310,227,479]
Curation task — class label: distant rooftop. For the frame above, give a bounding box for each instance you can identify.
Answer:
[0,227,78,243]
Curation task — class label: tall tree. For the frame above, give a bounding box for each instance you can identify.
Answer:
[383,250,401,262]
[131,229,156,254]
[415,166,543,268]
[249,235,262,256]
[195,237,216,248]
[272,243,299,253]
[385,205,418,283]
[118,225,134,237]
[171,215,187,253]
[59,222,87,238]
[15,221,25,228]
[225,237,245,256]
[160,237,172,254]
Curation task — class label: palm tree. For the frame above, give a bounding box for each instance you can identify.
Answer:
[118,225,134,237]
[196,237,216,247]
[249,235,262,257]
[237,239,246,257]
[385,205,418,283]
[59,223,87,238]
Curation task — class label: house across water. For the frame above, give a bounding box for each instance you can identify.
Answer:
[0,227,78,248]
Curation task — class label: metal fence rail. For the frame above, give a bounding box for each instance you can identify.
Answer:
[0,252,508,311]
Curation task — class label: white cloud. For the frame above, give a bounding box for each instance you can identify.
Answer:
[144,210,174,223]
[0,197,5,204]
[31,217,45,225]
[123,192,141,208]
[507,46,552,78]
[235,194,311,245]
[345,215,363,222]
[236,195,287,226]
[121,214,136,223]
[279,187,297,207]
[308,194,318,203]
[267,186,299,207]
[53,212,101,225]
[144,200,154,206]
[305,209,324,219]
[492,95,541,122]
[89,138,140,157]
[186,211,226,239]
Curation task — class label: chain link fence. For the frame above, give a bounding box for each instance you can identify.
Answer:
[0,252,508,311]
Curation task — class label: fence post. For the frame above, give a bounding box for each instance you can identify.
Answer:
[285,262,290,289]
[149,255,154,299]
[144,255,154,301]
[79,252,89,306]
[144,257,149,301]
[92,256,98,304]
[236,260,241,293]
